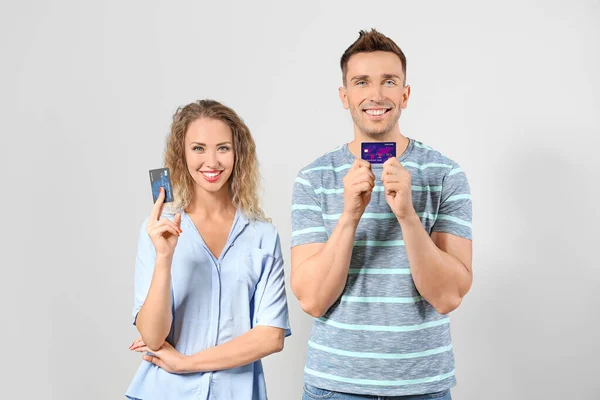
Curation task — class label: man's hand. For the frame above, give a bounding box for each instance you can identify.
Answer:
[343,159,375,221]
[382,157,416,220]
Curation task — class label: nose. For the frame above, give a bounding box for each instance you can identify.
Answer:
[369,84,385,104]
[205,150,219,169]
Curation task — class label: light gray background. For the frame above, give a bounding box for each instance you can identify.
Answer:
[1,0,598,399]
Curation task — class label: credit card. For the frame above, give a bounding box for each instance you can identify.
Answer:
[361,142,396,163]
[149,167,174,203]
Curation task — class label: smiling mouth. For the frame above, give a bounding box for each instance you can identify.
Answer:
[363,108,391,117]
[200,171,223,182]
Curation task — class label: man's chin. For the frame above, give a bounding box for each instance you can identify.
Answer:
[361,126,394,138]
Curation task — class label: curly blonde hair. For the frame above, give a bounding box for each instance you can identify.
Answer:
[163,99,269,222]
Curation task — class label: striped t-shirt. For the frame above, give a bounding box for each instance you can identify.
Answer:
[291,138,472,396]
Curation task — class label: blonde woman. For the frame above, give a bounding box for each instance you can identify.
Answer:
[125,100,291,400]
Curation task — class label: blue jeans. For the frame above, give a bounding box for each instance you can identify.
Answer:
[302,383,451,400]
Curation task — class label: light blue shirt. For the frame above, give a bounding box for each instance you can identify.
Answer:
[126,210,292,400]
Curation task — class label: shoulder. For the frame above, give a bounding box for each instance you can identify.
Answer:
[411,139,459,165]
[244,219,283,258]
[247,219,279,240]
[409,139,465,176]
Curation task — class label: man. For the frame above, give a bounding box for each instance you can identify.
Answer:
[291,29,472,400]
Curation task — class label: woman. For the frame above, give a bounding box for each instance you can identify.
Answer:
[125,100,291,400]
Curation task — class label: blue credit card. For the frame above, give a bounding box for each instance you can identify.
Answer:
[361,142,396,163]
[149,168,174,203]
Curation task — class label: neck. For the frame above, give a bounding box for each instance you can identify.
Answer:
[185,185,235,219]
[347,123,409,158]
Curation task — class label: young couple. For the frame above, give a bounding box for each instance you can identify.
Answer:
[126,29,473,400]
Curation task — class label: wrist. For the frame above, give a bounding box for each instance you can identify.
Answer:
[155,254,174,268]
[185,352,205,373]
[181,354,195,373]
[396,210,419,225]
[339,211,361,227]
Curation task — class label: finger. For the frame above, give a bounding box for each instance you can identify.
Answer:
[150,225,180,239]
[356,159,371,169]
[143,354,170,372]
[384,156,402,168]
[384,180,403,193]
[385,185,399,195]
[350,170,375,184]
[365,168,376,181]
[174,213,182,228]
[383,167,406,182]
[382,172,402,184]
[382,162,400,174]
[355,182,374,193]
[129,337,143,349]
[142,354,159,366]
[383,166,404,180]
[358,174,375,189]
[157,218,183,234]
[129,339,144,349]
[383,157,395,167]
[130,340,146,350]
[133,346,150,353]
[150,187,166,221]
[149,225,180,239]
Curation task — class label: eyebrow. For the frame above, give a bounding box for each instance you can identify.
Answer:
[382,74,402,80]
[189,141,232,146]
[351,74,403,82]
[350,75,370,82]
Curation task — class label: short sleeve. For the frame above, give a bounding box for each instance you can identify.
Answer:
[252,233,291,337]
[291,171,328,247]
[132,217,157,325]
[431,165,473,240]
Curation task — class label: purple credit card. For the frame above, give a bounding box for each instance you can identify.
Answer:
[361,142,396,163]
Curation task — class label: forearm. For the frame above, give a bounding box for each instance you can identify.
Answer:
[136,255,173,350]
[293,214,358,317]
[186,326,284,373]
[399,214,471,314]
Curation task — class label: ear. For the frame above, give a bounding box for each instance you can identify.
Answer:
[339,86,349,110]
[401,85,411,109]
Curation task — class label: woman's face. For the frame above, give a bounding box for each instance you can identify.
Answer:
[184,117,235,194]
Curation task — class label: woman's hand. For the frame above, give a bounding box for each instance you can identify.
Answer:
[130,337,191,374]
[146,187,182,258]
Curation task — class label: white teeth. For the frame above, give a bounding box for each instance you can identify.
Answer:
[365,109,387,116]
[202,172,220,178]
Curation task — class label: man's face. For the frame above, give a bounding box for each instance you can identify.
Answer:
[339,51,410,138]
